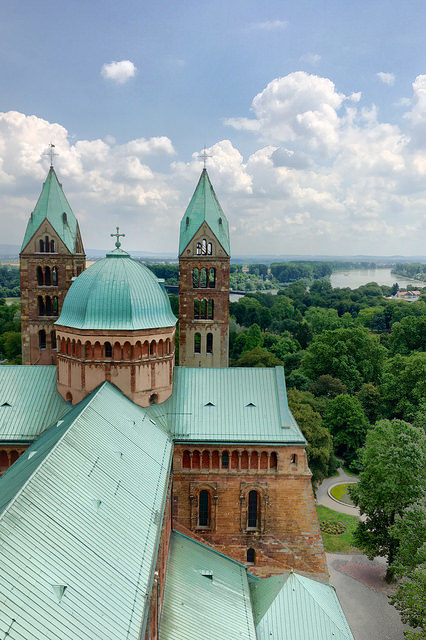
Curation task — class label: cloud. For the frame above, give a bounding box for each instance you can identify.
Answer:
[300,53,321,65]
[377,72,395,86]
[101,60,137,84]
[248,20,288,31]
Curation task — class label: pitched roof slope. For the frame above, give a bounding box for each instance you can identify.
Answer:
[250,572,354,640]
[0,365,70,442]
[159,532,257,640]
[179,169,230,256]
[21,167,82,254]
[148,366,305,444]
[0,382,173,640]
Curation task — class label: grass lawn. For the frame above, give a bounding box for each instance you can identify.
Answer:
[330,483,356,506]
[317,505,359,553]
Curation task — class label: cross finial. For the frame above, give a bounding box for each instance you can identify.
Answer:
[111,226,125,249]
[44,142,58,168]
[198,145,212,169]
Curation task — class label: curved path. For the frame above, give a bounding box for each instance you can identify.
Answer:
[316,468,361,517]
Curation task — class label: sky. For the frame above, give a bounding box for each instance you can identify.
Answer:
[1,0,426,256]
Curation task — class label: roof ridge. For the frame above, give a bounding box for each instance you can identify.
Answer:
[0,384,107,521]
[296,574,351,635]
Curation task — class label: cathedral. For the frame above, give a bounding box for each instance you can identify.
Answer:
[0,164,354,639]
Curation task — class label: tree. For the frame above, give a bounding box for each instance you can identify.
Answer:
[269,333,300,360]
[391,502,426,577]
[304,307,341,334]
[389,315,426,355]
[287,389,335,484]
[381,353,426,421]
[324,394,370,466]
[235,346,283,367]
[356,383,381,423]
[309,375,348,398]
[350,419,426,580]
[301,326,386,393]
[390,568,426,639]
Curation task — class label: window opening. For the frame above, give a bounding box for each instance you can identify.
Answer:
[39,330,46,349]
[202,238,207,255]
[51,331,57,350]
[44,267,51,285]
[246,402,256,407]
[194,332,201,354]
[247,548,255,564]
[207,242,212,255]
[200,268,207,288]
[208,299,214,320]
[221,451,229,468]
[52,267,58,285]
[38,296,45,316]
[37,266,43,285]
[206,333,213,354]
[149,393,158,405]
[105,342,112,358]
[52,297,58,315]
[200,299,207,319]
[248,490,259,529]
[208,268,216,288]
[193,268,199,288]
[45,236,49,250]
[63,212,67,224]
[291,453,298,465]
[196,242,202,255]
[204,401,215,406]
[50,239,55,252]
[198,490,209,527]
[39,239,44,252]
[194,299,200,319]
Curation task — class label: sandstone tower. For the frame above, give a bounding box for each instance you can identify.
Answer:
[178,169,230,367]
[20,166,85,365]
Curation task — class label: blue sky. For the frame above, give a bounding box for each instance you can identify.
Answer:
[1,0,426,255]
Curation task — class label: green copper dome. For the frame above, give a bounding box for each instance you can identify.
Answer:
[56,248,177,331]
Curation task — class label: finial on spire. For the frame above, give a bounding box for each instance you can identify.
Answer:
[44,142,58,168]
[111,226,125,249]
[198,145,212,170]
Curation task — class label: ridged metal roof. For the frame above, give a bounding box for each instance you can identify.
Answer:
[21,167,80,253]
[0,382,173,640]
[251,573,354,640]
[148,366,305,444]
[159,531,257,640]
[56,249,177,330]
[179,169,230,256]
[0,366,70,442]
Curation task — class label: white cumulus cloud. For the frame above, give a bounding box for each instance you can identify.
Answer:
[377,72,395,86]
[248,20,288,31]
[101,60,137,84]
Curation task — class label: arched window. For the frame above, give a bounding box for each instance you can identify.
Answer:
[51,331,57,350]
[202,238,207,255]
[105,342,112,358]
[10,451,20,464]
[200,268,207,288]
[44,267,51,285]
[211,450,219,469]
[38,329,46,349]
[221,451,229,468]
[0,450,9,468]
[290,453,298,465]
[231,451,239,469]
[202,451,210,469]
[50,239,55,252]
[194,332,201,354]
[208,299,214,320]
[241,451,249,469]
[39,239,44,252]
[194,299,200,319]
[123,342,132,360]
[66,392,73,403]
[37,266,43,285]
[192,451,200,469]
[149,393,158,405]
[37,296,45,316]
[247,548,255,564]
[206,333,213,354]
[182,451,191,469]
[52,297,58,315]
[196,242,202,255]
[193,268,199,288]
[208,268,216,288]
[150,341,156,356]
[207,242,212,255]
[260,452,268,469]
[200,299,207,319]
[52,267,58,285]
[45,236,49,251]
[45,296,52,315]
[248,490,260,529]
[198,490,210,527]
[270,452,278,469]
[250,451,259,470]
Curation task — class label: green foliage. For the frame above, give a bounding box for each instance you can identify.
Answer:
[381,353,426,421]
[350,419,426,577]
[287,389,334,484]
[309,375,348,398]
[391,502,426,577]
[324,394,370,467]
[304,307,341,333]
[0,265,20,298]
[389,315,426,355]
[235,346,283,367]
[356,383,381,423]
[144,263,179,286]
[316,505,359,553]
[390,569,426,639]
[302,326,386,393]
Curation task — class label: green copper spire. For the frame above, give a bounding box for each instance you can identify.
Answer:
[21,167,82,254]
[179,169,230,256]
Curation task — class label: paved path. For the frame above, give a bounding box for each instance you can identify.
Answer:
[327,553,407,640]
[317,468,361,517]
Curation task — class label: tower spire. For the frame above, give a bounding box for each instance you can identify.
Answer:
[198,146,212,170]
[44,143,58,168]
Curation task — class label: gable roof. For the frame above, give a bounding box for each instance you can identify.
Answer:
[159,531,256,640]
[149,366,305,444]
[0,365,70,443]
[179,169,230,256]
[0,382,173,640]
[250,572,354,640]
[21,167,82,254]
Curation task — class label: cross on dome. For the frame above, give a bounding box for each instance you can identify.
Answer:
[111,227,125,249]
[198,146,212,169]
[44,142,58,168]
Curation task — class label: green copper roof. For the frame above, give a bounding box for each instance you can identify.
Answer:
[159,531,256,640]
[0,365,70,442]
[0,382,173,640]
[56,249,177,330]
[148,366,305,444]
[251,572,354,640]
[179,169,230,256]
[21,167,81,254]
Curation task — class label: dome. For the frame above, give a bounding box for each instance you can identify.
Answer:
[56,248,177,331]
